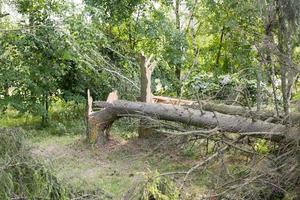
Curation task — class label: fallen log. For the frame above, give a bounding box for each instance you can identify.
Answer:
[201,101,300,125]
[89,100,299,144]
[152,96,300,126]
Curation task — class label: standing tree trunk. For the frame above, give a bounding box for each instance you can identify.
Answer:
[215,26,225,75]
[263,4,280,117]
[86,89,93,138]
[2,83,9,113]
[138,53,155,137]
[276,0,300,123]
[276,0,290,121]
[256,65,263,112]
[175,0,182,96]
[41,91,49,126]
[270,61,280,116]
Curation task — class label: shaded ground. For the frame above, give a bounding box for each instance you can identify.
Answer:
[1,109,209,199]
[29,133,208,199]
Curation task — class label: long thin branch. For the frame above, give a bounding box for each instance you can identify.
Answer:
[179,145,229,190]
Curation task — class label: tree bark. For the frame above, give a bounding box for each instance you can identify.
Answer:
[138,53,154,137]
[175,0,182,96]
[215,26,225,72]
[86,90,118,144]
[91,100,298,144]
[256,65,263,112]
[41,92,49,126]
[262,2,279,117]
[276,0,294,121]
[152,96,300,126]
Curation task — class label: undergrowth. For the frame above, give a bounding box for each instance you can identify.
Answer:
[0,128,113,200]
[0,100,137,140]
[0,100,86,137]
[124,170,180,200]
[0,128,68,199]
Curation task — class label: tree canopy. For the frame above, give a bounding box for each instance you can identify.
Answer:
[0,0,299,124]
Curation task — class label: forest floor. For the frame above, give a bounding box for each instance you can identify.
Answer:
[28,131,211,199]
[0,106,249,199]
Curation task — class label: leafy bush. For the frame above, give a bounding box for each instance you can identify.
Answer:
[48,100,85,135]
[50,99,85,122]
[185,73,267,105]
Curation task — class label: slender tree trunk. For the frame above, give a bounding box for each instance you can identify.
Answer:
[42,92,49,126]
[256,65,263,111]
[215,26,225,73]
[2,83,9,113]
[263,8,280,117]
[175,0,181,96]
[86,89,92,137]
[276,0,290,121]
[286,66,298,112]
[270,62,280,116]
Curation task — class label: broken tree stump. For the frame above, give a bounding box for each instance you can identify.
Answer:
[87,90,119,144]
[138,52,155,138]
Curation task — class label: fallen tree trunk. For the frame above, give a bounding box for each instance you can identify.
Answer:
[152,96,300,126]
[201,101,300,125]
[90,100,299,144]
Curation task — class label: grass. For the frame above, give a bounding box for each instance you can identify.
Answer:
[0,128,69,200]
[0,104,214,199]
[0,109,40,127]
[2,100,299,199]
[27,131,212,199]
[29,134,162,198]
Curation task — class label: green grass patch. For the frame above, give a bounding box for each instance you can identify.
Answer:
[0,109,40,127]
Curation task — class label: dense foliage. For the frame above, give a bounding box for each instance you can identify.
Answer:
[1,1,299,199]
[1,0,299,125]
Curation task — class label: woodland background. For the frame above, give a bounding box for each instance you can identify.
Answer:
[0,0,299,199]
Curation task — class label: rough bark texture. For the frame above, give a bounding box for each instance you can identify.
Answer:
[93,100,299,144]
[152,96,300,126]
[88,108,117,144]
[87,90,119,144]
[200,101,300,125]
[139,53,153,103]
[138,53,154,137]
[175,0,182,96]
[85,89,92,138]
[256,65,262,112]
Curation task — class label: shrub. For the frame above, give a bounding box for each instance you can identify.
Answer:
[125,171,180,200]
[140,171,180,200]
